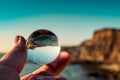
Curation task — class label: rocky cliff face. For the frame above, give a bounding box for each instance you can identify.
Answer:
[78,28,120,64]
[77,29,120,72]
[62,28,120,72]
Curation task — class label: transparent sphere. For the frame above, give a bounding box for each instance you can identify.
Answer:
[26,29,60,64]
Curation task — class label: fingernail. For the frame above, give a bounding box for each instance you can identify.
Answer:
[15,36,20,43]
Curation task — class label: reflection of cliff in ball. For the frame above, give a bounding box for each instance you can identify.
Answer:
[27,29,59,50]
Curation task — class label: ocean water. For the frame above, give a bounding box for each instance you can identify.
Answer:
[20,62,89,80]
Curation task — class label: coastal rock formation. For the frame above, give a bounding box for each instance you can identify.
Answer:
[78,28,120,64]
[62,28,120,73]
[76,28,120,73]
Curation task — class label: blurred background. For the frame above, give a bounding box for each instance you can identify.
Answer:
[0,0,120,80]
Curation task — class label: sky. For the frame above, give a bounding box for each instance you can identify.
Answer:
[0,0,120,52]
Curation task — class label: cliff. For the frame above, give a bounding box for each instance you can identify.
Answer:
[78,28,120,64]
[62,28,120,73]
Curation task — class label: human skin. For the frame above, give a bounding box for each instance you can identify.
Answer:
[0,36,70,80]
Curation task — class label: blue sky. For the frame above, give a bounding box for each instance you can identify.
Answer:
[0,0,120,52]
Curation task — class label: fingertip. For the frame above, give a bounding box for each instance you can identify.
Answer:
[60,51,71,62]
[14,36,19,43]
[14,36,26,49]
[52,51,71,64]
[17,36,26,45]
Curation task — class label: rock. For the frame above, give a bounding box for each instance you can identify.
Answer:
[61,28,120,72]
[75,28,120,72]
[78,28,120,64]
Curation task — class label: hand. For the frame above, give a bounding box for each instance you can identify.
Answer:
[0,36,70,80]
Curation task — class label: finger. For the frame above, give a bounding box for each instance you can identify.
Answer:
[21,51,70,80]
[33,51,70,75]
[0,36,27,73]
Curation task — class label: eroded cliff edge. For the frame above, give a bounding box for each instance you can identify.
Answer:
[62,28,120,75]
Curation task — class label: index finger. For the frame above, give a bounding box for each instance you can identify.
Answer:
[21,51,70,80]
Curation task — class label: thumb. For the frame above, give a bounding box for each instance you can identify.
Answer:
[0,36,27,73]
